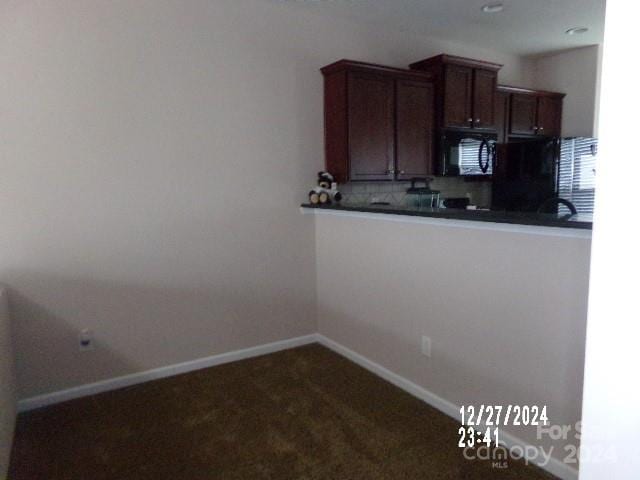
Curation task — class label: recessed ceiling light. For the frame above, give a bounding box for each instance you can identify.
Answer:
[481,3,504,13]
[566,27,589,35]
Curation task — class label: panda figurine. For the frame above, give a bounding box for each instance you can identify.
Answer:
[309,171,342,205]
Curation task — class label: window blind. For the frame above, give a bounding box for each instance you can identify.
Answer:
[558,138,598,214]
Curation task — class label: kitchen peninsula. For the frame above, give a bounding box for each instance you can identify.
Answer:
[302,203,593,230]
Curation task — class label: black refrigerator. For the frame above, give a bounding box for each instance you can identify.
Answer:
[491,137,598,213]
[491,137,560,212]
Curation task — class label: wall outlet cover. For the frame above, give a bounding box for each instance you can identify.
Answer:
[79,329,94,351]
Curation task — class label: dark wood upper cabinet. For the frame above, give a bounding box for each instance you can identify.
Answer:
[321,60,434,183]
[321,57,564,183]
[473,69,498,130]
[396,80,435,180]
[443,65,473,129]
[537,96,563,137]
[503,86,565,137]
[410,54,502,131]
[348,72,395,181]
[510,93,538,135]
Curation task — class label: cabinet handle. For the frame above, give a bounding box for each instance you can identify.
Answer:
[467,118,473,123]
[532,126,538,131]
[539,126,545,132]
[399,170,405,174]
[386,169,396,174]
[475,118,481,124]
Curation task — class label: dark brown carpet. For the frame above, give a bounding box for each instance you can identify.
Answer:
[9,344,556,479]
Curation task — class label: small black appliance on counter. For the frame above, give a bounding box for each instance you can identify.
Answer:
[442,198,471,209]
[404,178,440,208]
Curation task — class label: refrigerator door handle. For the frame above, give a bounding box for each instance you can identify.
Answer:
[492,144,498,170]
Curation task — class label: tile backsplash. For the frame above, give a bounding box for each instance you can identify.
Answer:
[339,177,492,207]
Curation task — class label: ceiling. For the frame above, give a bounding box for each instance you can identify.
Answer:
[278,0,606,56]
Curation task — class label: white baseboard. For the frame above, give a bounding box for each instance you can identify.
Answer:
[315,334,578,480]
[17,334,318,412]
[316,334,460,417]
[17,332,578,480]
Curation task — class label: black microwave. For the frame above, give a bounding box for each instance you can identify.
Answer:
[439,131,497,176]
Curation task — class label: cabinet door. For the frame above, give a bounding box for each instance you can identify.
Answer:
[443,65,473,129]
[495,90,510,144]
[510,94,538,136]
[395,80,435,180]
[537,96,563,137]
[348,73,395,181]
[472,69,497,130]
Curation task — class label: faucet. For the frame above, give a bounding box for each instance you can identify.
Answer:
[537,197,578,217]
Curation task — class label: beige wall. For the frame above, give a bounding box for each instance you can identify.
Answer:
[315,212,591,461]
[0,0,532,399]
[530,46,602,138]
[0,288,16,478]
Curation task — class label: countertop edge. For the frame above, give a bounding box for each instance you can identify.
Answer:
[300,206,593,239]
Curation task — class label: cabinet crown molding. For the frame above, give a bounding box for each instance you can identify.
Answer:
[410,54,503,72]
[321,59,434,81]
[498,84,566,98]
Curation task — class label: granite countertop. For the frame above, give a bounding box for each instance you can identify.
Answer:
[301,203,593,230]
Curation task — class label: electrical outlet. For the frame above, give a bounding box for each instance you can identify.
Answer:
[79,329,94,351]
[421,336,432,358]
